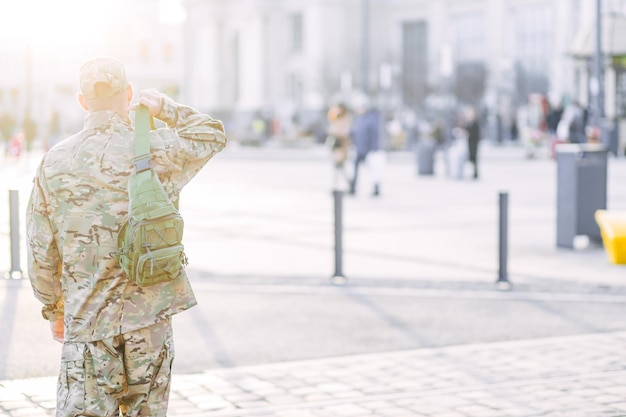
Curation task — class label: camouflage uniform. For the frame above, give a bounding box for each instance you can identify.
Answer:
[26,57,227,417]
[58,319,173,417]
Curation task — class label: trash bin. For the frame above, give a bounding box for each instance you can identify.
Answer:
[556,143,608,248]
[416,137,436,176]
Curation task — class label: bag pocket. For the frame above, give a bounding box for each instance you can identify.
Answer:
[135,244,186,287]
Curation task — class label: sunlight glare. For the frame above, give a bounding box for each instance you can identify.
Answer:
[0,0,109,49]
[159,0,186,24]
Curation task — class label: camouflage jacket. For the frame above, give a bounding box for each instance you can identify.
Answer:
[26,95,227,343]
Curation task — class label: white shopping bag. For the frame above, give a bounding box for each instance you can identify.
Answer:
[366,150,387,183]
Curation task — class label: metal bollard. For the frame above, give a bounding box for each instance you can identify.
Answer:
[496,191,511,289]
[331,190,346,284]
[9,189,23,279]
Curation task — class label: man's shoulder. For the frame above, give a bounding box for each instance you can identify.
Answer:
[50,127,91,149]
[43,128,117,175]
[43,132,83,164]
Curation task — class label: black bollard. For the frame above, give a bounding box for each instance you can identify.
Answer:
[9,190,23,279]
[496,191,511,289]
[331,190,346,284]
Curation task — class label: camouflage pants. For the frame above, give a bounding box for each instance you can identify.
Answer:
[56,318,174,417]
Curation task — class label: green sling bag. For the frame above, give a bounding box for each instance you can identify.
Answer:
[116,104,187,287]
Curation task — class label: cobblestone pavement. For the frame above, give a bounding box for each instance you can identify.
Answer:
[2,331,626,417]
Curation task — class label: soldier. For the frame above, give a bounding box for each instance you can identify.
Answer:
[26,57,227,417]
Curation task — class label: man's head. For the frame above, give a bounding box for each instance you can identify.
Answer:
[77,57,132,113]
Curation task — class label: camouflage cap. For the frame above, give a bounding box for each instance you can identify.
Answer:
[79,57,128,99]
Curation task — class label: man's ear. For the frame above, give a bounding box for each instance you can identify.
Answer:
[126,84,133,103]
[77,94,89,112]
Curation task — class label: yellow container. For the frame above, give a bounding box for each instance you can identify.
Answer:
[595,210,626,265]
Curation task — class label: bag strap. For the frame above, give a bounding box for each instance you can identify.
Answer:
[132,104,180,209]
[134,104,153,173]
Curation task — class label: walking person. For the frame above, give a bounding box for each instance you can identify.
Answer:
[46,110,61,151]
[26,57,227,417]
[464,106,481,179]
[0,110,15,157]
[326,102,352,189]
[349,95,381,196]
[22,110,37,153]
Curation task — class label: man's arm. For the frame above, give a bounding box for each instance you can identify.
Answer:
[26,166,63,326]
[135,88,227,147]
[135,89,228,190]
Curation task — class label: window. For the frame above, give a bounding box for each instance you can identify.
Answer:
[402,21,428,108]
[513,4,553,94]
[288,72,303,105]
[291,13,304,53]
[233,32,240,102]
[617,70,626,117]
[451,11,486,62]
[449,11,487,105]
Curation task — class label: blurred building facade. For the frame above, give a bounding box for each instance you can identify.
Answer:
[0,0,625,150]
[0,0,184,139]
[183,0,626,147]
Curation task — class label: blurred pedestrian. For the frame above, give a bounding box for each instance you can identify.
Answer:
[9,131,23,158]
[326,102,352,189]
[349,95,381,196]
[510,116,519,142]
[22,110,37,153]
[557,101,586,144]
[26,57,227,417]
[46,110,61,151]
[546,102,563,137]
[464,106,481,179]
[251,111,269,144]
[0,110,15,157]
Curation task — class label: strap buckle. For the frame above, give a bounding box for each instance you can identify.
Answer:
[134,155,151,173]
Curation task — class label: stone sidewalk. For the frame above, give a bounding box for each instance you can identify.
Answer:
[2,331,626,417]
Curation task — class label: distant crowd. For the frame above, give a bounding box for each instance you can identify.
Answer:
[0,109,61,159]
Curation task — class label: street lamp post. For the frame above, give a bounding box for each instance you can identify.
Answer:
[25,36,33,115]
[592,0,604,127]
[361,0,370,94]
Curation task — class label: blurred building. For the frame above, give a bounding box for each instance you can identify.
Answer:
[1,0,624,150]
[182,0,366,142]
[0,0,184,138]
[183,0,626,148]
